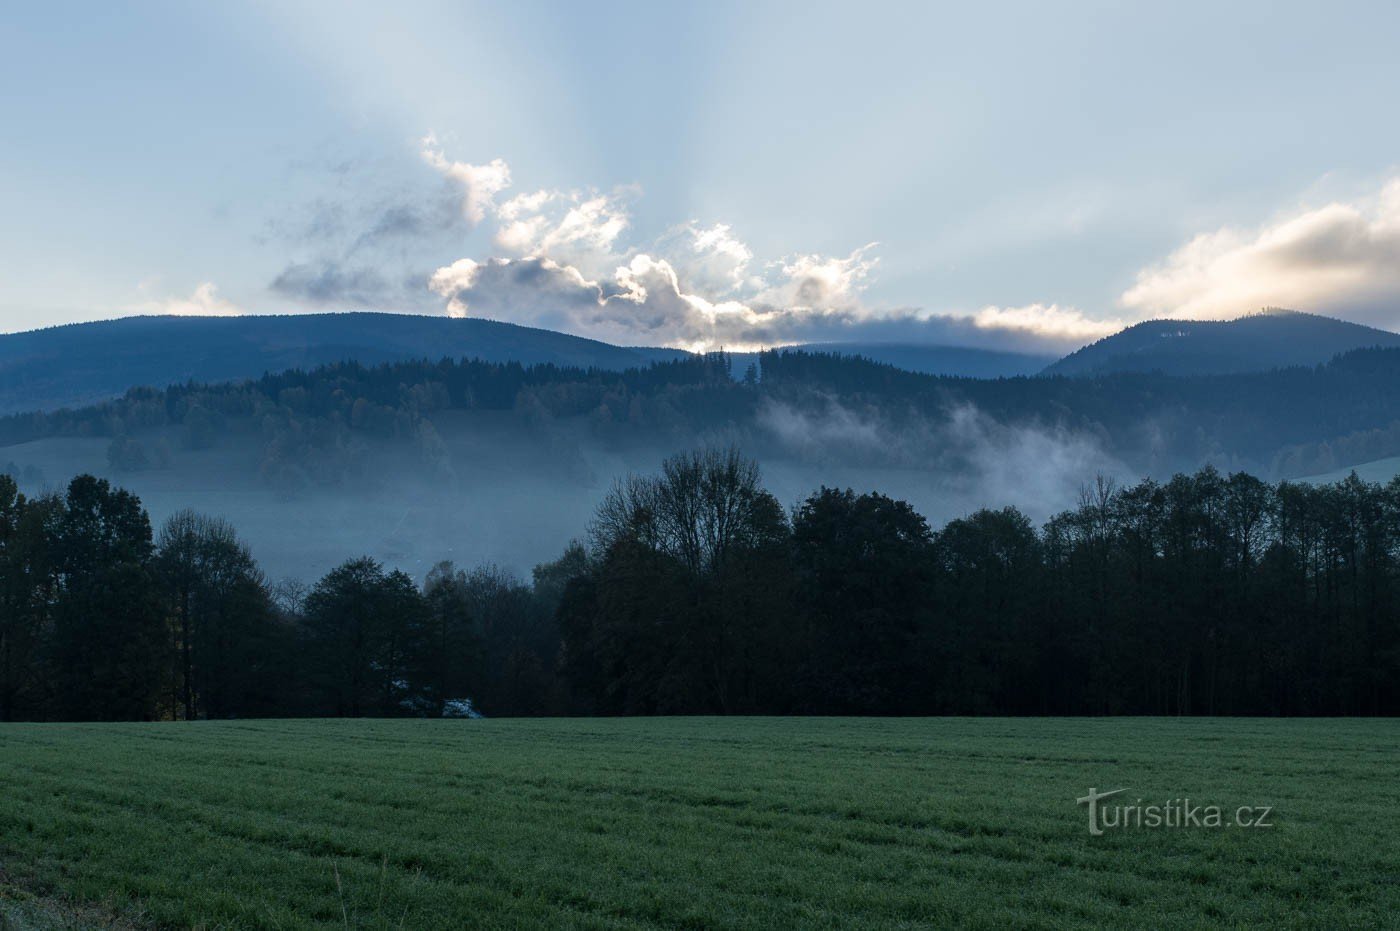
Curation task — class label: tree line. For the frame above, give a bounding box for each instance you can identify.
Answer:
[3,450,1399,721]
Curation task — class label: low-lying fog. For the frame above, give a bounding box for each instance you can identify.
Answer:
[2,402,1132,584]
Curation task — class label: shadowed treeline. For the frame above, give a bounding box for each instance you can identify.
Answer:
[2,450,1398,721]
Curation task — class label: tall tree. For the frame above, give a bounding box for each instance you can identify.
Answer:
[302,557,427,717]
[157,510,283,719]
[49,476,165,721]
[790,488,932,714]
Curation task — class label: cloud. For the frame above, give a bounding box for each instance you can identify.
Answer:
[264,153,466,309]
[653,222,758,295]
[429,252,1110,353]
[1121,178,1400,326]
[971,304,1123,343]
[752,245,879,312]
[493,191,631,270]
[420,134,511,224]
[130,282,244,317]
[271,262,394,307]
[417,141,1116,352]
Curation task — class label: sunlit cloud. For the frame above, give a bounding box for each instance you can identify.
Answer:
[419,134,511,224]
[1121,178,1400,327]
[420,139,1101,353]
[971,304,1123,343]
[129,281,244,317]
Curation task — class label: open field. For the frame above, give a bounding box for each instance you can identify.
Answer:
[0,718,1396,929]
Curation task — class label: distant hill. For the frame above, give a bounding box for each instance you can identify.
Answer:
[732,343,1053,379]
[0,313,688,414]
[1044,309,1400,377]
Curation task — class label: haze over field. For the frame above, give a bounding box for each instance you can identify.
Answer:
[0,381,1126,581]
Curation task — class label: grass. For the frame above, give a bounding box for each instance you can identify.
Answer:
[0,718,1396,929]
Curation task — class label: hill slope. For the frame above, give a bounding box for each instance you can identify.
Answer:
[0,313,688,414]
[1045,309,1400,376]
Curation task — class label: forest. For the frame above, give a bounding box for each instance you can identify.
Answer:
[6,348,1400,488]
[2,447,1398,721]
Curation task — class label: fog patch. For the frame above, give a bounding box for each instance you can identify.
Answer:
[756,396,1129,523]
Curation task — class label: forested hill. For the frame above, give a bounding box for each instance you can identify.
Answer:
[1044,309,1400,376]
[6,346,1400,582]
[0,313,1056,418]
[0,312,689,415]
[5,346,1400,482]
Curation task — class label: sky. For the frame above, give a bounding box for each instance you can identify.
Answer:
[3,0,1400,353]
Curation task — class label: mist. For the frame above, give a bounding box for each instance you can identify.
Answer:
[2,392,1133,586]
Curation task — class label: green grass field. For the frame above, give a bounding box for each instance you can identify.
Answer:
[1,718,1396,929]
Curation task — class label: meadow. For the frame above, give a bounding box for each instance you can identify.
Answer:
[0,718,1396,928]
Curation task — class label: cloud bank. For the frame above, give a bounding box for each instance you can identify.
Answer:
[1122,178,1400,327]
[419,137,1114,353]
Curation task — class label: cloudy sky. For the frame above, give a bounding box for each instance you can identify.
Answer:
[4,1,1400,352]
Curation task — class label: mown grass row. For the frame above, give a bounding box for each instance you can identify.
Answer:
[1,718,1396,928]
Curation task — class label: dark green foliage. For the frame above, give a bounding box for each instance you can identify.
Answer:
[7,450,1400,720]
[156,510,285,719]
[302,558,428,717]
[47,476,165,721]
[1045,308,1400,376]
[569,448,792,714]
[790,488,933,713]
[562,453,1400,716]
[105,434,149,471]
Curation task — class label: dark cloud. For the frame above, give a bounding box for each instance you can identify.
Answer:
[270,262,394,307]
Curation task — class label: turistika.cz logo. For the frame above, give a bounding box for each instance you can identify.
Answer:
[1076,787,1274,836]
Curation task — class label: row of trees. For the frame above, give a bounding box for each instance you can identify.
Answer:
[0,473,566,721]
[560,451,1400,715]
[5,450,1400,720]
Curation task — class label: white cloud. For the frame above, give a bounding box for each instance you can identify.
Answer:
[655,222,757,295]
[429,252,1102,354]
[419,139,1112,353]
[753,245,878,312]
[499,192,630,269]
[422,134,631,274]
[130,282,244,317]
[427,258,481,317]
[420,134,511,224]
[971,304,1123,343]
[1121,178,1400,326]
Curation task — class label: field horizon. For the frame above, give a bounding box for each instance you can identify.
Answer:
[2,716,1396,928]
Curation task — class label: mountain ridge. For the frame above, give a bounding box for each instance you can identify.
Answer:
[0,312,689,415]
[1044,309,1400,377]
[0,312,1060,414]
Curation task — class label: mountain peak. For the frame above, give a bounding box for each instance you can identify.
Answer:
[1044,310,1400,377]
